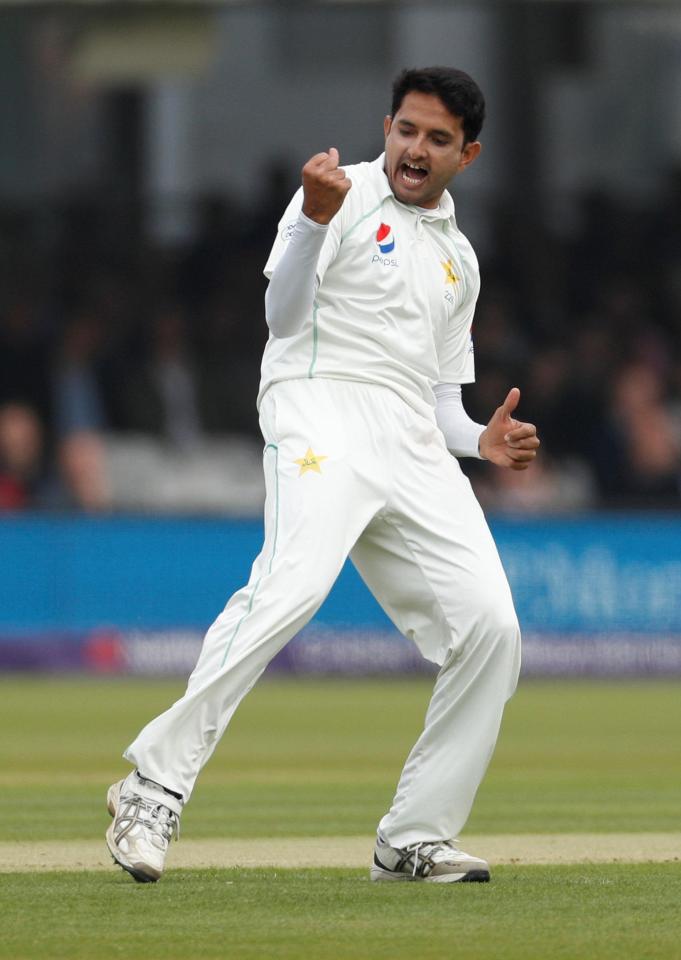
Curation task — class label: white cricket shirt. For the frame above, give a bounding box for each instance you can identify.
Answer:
[259,153,479,421]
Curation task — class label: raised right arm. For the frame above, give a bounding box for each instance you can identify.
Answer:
[265,148,352,339]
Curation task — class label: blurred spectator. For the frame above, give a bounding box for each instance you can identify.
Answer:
[52,309,112,511]
[53,308,109,436]
[0,403,47,511]
[58,432,111,513]
[592,361,681,506]
[125,305,203,449]
[472,453,595,515]
[0,294,52,422]
[2,155,681,514]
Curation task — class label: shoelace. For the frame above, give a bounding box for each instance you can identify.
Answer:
[411,842,422,877]
[119,793,180,844]
[405,839,459,877]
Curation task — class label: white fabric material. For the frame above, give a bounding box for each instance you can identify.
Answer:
[434,382,485,458]
[258,154,478,422]
[125,379,520,843]
[266,250,485,459]
[264,211,328,338]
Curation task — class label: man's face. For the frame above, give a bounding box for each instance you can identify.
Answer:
[383,91,481,208]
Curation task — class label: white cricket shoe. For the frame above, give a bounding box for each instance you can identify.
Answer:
[106,772,182,883]
[370,833,490,883]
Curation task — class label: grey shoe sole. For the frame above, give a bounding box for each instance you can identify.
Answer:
[370,864,490,883]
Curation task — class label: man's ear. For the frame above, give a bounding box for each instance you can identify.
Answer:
[383,115,393,140]
[458,140,482,172]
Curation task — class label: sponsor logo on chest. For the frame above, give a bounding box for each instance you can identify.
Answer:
[371,222,399,267]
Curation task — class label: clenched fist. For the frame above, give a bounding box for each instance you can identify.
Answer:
[302,147,352,225]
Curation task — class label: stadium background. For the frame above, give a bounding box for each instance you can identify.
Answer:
[1,0,681,676]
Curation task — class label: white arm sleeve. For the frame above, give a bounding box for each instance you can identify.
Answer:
[264,212,329,339]
[434,382,485,459]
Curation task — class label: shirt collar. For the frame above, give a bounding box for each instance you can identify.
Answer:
[370,153,456,224]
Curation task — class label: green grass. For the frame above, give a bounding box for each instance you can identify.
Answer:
[1,676,680,960]
[0,677,680,841]
[2,865,681,960]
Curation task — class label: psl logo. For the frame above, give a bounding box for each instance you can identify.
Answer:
[376,223,395,254]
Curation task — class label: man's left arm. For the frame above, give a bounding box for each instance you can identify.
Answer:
[435,383,539,470]
[434,383,484,458]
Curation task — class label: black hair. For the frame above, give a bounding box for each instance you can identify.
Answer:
[390,67,485,145]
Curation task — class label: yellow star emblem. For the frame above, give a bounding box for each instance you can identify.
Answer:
[294,447,328,476]
[441,259,458,284]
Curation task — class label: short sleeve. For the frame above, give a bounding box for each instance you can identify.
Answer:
[437,278,478,384]
[263,186,344,285]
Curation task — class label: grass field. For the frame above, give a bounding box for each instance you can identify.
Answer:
[1,676,680,959]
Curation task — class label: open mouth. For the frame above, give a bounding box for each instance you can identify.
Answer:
[399,161,428,187]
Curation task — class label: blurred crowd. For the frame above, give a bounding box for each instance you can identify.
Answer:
[2,166,681,514]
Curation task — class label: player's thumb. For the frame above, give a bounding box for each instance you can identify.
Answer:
[500,387,520,421]
[328,146,340,167]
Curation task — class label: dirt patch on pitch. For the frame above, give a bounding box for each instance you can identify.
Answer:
[1,833,679,873]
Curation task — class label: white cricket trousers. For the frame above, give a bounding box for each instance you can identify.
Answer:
[125,379,521,847]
